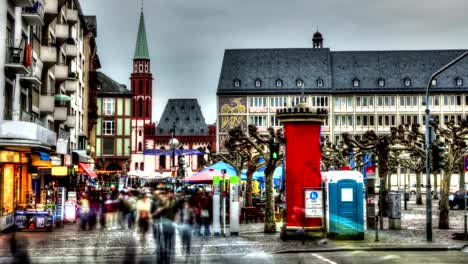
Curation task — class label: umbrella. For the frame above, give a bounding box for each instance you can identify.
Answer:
[55,94,72,102]
[184,168,227,183]
[241,165,283,180]
[201,161,237,176]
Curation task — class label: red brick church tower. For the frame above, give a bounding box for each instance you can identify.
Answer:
[130,6,153,173]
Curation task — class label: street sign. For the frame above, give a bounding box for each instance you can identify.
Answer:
[366,165,376,179]
[304,189,323,218]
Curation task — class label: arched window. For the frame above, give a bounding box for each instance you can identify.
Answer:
[276,79,283,87]
[139,80,143,94]
[159,147,166,169]
[352,78,360,87]
[131,98,135,117]
[138,142,142,152]
[378,78,385,87]
[138,98,143,117]
[138,130,142,136]
[296,79,304,87]
[146,99,150,117]
[140,162,144,171]
[233,79,241,87]
[316,78,324,87]
[135,162,139,171]
[255,79,261,87]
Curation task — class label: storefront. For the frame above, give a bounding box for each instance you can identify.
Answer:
[0,151,29,231]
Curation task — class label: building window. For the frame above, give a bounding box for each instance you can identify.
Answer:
[378,79,385,87]
[145,64,148,73]
[456,77,463,86]
[255,79,261,87]
[271,116,281,127]
[135,162,139,171]
[317,78,324,87]
[431,79,437,86]
[139,64,143,72]
[404,78,411,87]
[103,138,115,155]
[271,97,287,107]
[140,162,144,171]
[276,79,283,87]
[250,116,267,127]
[138,142,142,152]
[250,97,266,107]
[103,98,115,115]
[352,79,360,87]
[292,96,307,106]
[234,79,241,87]
[159,147,166,169]
[296,79,304,87]
[103,120,115,135]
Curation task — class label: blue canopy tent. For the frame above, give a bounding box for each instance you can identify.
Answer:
[201,161,238,177]
[241,165,283,187]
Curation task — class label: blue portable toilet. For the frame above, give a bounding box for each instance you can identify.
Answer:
[323,171,365,239]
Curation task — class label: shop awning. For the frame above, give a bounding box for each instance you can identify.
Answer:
[38,151,50,161]
[79,162,97,178]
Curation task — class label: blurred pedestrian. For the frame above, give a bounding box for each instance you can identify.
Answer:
[179,200,194,260]
[151,190,162,249]
[198,190,211,237]
[157,190,178,264]
[79,193,90,231]
[125,190,137,229]
[135,192,151,243]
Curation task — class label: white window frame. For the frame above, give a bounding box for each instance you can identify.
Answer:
[353,79,360,87]
[378,79,385,87]
[431,79,437,86]
[456,78,463,86]
[234,79,241,87]
[255,79,261,87]
[103,120,115,135]
[271,97,287,107]
[404,79,411,86]
[296,79,304,87]
[250,115,267,127]
[276,79,283,87]
[271,116,281,127]
[250,97,266,107]
[103,98,115,115]
[317,79,324,87]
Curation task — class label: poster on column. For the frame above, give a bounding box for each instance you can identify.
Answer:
[304,189,323,218]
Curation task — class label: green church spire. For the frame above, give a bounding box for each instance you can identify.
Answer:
[133,8,150,60]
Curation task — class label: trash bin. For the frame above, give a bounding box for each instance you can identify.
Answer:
[388,192,401,230]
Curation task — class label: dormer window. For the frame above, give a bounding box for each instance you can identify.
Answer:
[352,78,360,87]
[378,78,385,87]
[255,79,261,87]
[404,78,411,87]
[234,79,241,87]
[296,79,304,87]
[431,79,437,86]
[456,77,463,86]
[317,78,324,87]
[276,79,283,87]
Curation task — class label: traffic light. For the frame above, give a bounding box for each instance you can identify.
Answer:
[270,143,280,161]
[431,144,446,172]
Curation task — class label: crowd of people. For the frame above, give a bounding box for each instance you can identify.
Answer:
[77,185,213,263]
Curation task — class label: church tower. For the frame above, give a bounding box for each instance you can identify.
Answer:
[130,6,153,173]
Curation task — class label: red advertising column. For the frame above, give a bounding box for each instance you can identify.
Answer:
[276,104,327,236]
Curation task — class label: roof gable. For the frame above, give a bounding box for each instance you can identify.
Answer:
[157,99,209,135]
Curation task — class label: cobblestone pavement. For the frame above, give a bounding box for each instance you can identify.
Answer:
[0,197,466,261]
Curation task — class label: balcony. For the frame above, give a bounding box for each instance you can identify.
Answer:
[64,114,76,128]
[39,95,54,113]
[20,59,43,86]
[5,39,31,75]
[64,42,77,58]
[65,8,78,24]
[55,24,69,44]
[0,120,56,148]
[22,0,45,26]
[52,64,68,81]
[40,45,57,69]
[64,78,78,93]
[12,0,34,7]
[54,107,67,121]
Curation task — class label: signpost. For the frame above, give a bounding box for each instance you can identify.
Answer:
[365,165,376,229]
[304,190,323,218]
[212,176,221,236]
[230,176,240,235]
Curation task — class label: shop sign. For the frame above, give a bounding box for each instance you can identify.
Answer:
[50,156,62,166]
[366,165,376,179]
[51,166,68,176]
[0,151,20,163]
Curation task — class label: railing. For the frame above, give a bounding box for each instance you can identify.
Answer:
[6,39,25,64]
[22,0,45,19]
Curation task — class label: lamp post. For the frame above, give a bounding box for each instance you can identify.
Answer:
[169,123,180,190]
[424,50,468,242]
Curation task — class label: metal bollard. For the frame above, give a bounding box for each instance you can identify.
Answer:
[375,215,379,242]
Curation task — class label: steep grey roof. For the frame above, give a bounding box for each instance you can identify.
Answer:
[83,16,97,36]
[218,48,331,95]
[217,48,468,95]
[96,72,132,96]
[157,99,209,136]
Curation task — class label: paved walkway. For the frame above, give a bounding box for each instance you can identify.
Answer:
[0,198,467,260]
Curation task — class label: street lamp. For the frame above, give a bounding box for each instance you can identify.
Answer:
[169,123,180,178]
[424,50,468,242]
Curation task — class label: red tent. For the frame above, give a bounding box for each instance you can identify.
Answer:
[184,168,226,183]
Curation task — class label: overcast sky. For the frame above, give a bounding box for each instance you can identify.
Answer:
[80,0,468,124]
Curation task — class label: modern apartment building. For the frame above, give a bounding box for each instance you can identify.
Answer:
[216,32,468,151]
[0,0,98,231]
